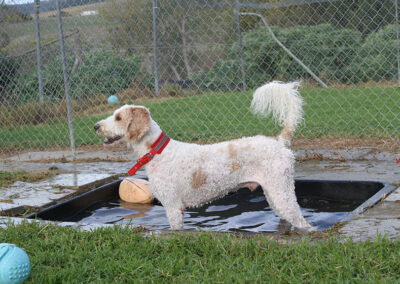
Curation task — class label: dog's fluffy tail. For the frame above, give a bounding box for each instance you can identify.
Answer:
[250,81,303,144]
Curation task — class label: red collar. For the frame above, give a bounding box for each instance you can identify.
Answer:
[128,132,170,176]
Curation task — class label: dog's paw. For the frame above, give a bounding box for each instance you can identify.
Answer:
[294,225,317,234]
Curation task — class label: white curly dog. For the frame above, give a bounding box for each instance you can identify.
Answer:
[94,81,311,230]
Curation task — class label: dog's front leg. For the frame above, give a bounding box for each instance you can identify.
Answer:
[165,206,185,230]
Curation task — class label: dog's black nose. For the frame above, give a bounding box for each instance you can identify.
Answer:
[94,123,100,131]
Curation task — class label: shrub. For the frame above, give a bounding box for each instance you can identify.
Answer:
[8,55,67,102]
[191,24,362,90]
[0,51,18,97]
[100,0,235,81]
[0,31,10,48]
[348,25,400,83]
[190,60,242,91]
[71,49,153,99]
[0,101,68,127]
[274,25,362,83]
[8,49,153,103]
[0,5,33,23]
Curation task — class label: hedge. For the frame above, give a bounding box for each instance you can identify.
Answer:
[190,23,399,90]
[348,24,400,83]
[7,49,153,103]
[0,51,17,96]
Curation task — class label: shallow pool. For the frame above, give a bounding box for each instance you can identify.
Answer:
[31,177,398,233]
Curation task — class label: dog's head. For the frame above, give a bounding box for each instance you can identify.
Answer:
[94,105,151,145]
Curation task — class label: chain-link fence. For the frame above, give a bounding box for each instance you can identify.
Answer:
[1,0,399,158]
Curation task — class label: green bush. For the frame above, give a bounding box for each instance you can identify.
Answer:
[348,25,399,83]
[8,49,153,103]
[0,5,33,23]
[71,49,153,99]
[9,55,66,102]
[191,24,362,90]
[0,51,17,96]
[190,60,242,91]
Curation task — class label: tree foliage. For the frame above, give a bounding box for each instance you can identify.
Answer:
[7,49,152,103]
[99,0,235,80]
[191,24,363,90]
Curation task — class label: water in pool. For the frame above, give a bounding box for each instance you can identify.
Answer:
[66,187,359,232]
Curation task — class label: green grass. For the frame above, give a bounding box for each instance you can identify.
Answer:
[0,116,104,151]
[1,86,399,151]
[148,86,400,142]
[4,14,106,55]
[1,222,400,283]
[0,171,56,188]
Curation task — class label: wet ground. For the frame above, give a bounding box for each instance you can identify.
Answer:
[1,148,399,241]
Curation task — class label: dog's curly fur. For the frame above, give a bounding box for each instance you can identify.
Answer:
[95,81,311,230]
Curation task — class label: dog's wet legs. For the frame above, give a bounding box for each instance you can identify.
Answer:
[165,206,185,230]
[259,174,311,229]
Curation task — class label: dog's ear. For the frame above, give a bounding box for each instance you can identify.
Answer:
[127,107,151,141]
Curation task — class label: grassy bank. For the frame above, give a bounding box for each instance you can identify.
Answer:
[0,171,55,188]
[0,116,104,151]
[4,12,105,55]
[1,86,399,151]
[1,222,400,283]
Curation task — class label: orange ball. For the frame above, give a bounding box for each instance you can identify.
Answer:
[119,178,154,204]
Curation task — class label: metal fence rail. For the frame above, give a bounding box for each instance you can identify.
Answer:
[1,0,399,158]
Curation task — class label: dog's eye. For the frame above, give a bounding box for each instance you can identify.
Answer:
[115,115,121,121]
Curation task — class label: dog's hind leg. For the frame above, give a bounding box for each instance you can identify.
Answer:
[261,179,310,229]
[165,206,185,230]
[257,164,311,229]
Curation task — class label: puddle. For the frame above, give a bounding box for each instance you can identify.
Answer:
[0,181,76,207]
[0,173,115,208]
[46,173,113,188]
[296,160,400,184]
[64,188,359,232]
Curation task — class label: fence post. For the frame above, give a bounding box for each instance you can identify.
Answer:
[235,1,247,92]
[34,0,44,103]
[395,0,400,86]
[71,29,82,74]
[152,0,160,96]
[56,0,76,160]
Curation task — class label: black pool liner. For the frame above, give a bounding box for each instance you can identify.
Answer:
[28,179,397,232]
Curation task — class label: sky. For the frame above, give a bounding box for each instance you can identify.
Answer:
[5,0,35,5]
